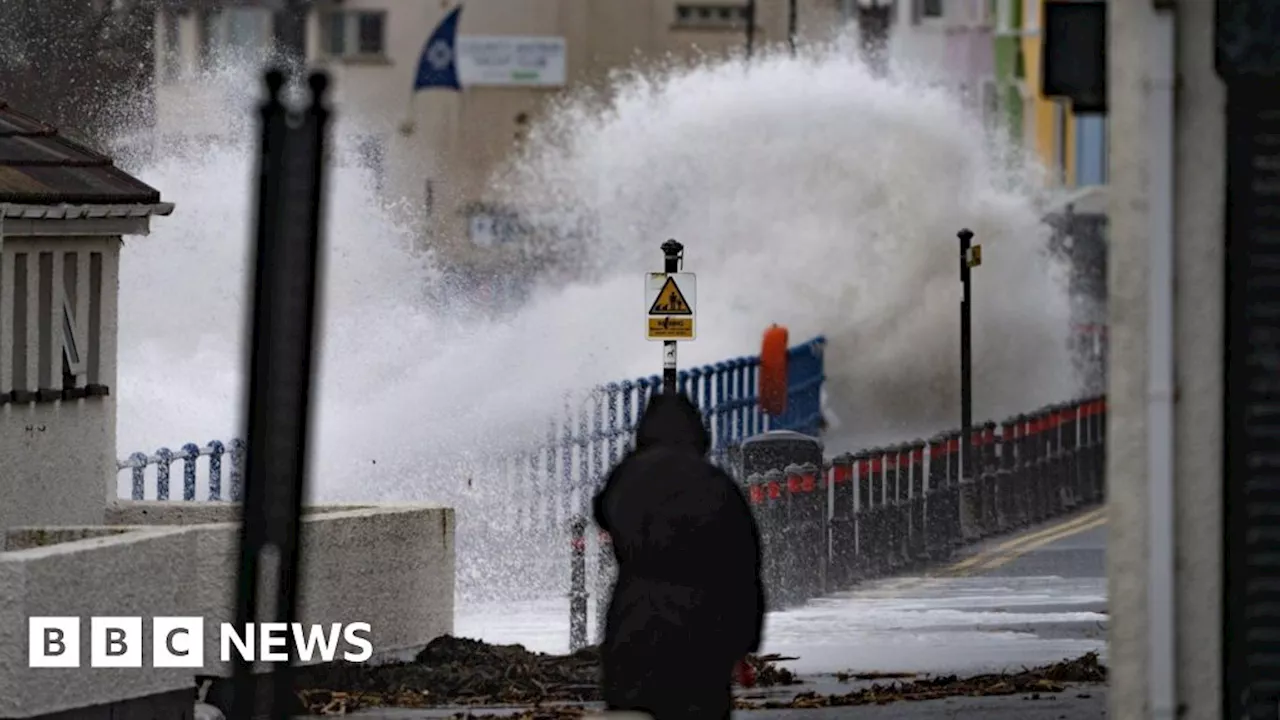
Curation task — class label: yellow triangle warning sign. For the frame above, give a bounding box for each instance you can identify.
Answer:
[649,276,693,315]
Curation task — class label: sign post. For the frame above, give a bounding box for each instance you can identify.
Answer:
[958,228,981,483]
[646,240,696,394]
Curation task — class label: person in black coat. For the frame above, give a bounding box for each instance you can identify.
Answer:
[592,391,766,720]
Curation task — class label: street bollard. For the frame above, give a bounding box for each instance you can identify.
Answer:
[908,440,928,563]
[1045,405,1065,517]
[1076,401,1096,505]
[1082,397,1103,503]
[1096,397,1108,500]
[892,444,912,569]
[938,432,960,550]
[739,430,822,608]
[828,453,857,589]
[569,515,589,652]
[1031,408,1051,522]
[996,418,1017,532]
[778,464,804,605]
[853,450,873,579]
[925,435,948,560]
[1061,402,1081,509]
[745,475,770,600]
[1015,413,1033,527]
[759,468,786,610]
[790,462,824,601]
[978,422,998,536]
[885,445,906,568]
[863,447,887,576]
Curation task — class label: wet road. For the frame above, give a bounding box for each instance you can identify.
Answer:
[355,506,1110,719]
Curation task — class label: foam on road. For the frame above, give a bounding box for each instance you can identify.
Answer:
[456,508,1109,678]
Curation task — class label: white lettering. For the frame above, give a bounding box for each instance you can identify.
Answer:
[342,623,373,662]
[258,622,289,662]
[219,623,255,662]
[291,623,342,663]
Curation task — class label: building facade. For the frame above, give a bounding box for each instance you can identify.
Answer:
[888,0,996,121]
[995,0,1107,188]
[152,1,844,270]
[151,1,1005,286]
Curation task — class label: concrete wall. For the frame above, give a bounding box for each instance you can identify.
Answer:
[0,236,122,538]
[0,502,454,719]
[1106,1,1224,718]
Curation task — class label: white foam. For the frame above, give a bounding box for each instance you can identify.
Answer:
[114,47,1073,600]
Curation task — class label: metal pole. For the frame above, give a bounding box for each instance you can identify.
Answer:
[745,0,757,60]
[229,68,331,720]
[661,239,683,394]
[958,229,974,483]
[788,0,798,56]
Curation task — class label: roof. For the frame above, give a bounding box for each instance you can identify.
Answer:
[0,100,165,206]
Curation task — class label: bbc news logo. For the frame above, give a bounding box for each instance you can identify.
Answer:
[28,617,373,668]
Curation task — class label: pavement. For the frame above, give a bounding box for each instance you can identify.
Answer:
[356,506,1110,719]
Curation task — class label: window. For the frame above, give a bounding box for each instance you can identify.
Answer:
[674,4,750,29]
[217,7,272,56]
[1074,114,1108,186]
[921,0,944,19]
[357,13,385,55]
[321,10,388,59]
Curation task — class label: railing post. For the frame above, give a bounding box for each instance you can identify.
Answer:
[1063,400,1082,509]
[761,468,785,609]
[996,419,1017,532]
[980,421,998,536]
[908,440,927,563]
[925,435,947,560]
[828,453,855,590]
[207,440,225,501]
[155,447,173,501]
[180,443,200,501]
[1045,404,1065,517]
[885,445,907,571]
[127,452,147,500]
[1030,408,1049,522]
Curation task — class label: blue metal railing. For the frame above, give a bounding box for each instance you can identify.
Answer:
[116,336,826,527]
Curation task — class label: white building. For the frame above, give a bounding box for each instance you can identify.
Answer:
[151,1,995,276]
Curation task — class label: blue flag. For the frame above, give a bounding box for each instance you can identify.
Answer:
[414,6,463,92]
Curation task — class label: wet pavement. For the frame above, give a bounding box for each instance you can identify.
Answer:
[352,507,1110,718]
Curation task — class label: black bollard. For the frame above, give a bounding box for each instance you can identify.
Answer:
[907,440,927,563]
[740,430,823,607]
[828,453,856,589]
[760,468,786,610]
[925,435,948,560]
[853,450,873,579]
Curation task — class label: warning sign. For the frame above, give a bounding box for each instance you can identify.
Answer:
[646,272,696,341]
[648,276,693,315]
[648,317,694,338]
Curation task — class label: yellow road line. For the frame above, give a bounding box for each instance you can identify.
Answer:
[938,507,1106,577]
[971,514,1108,574]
